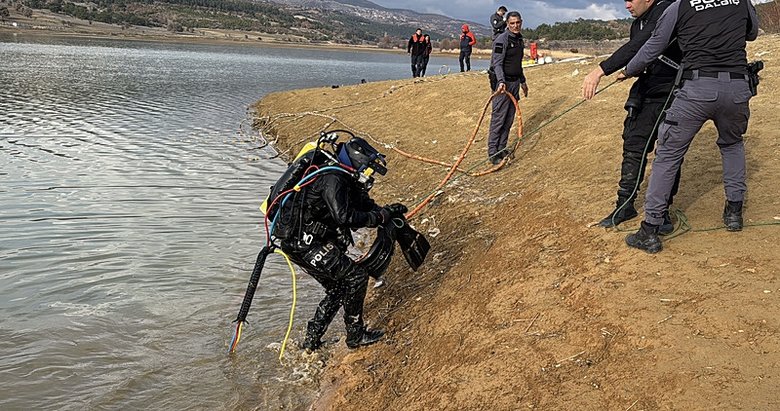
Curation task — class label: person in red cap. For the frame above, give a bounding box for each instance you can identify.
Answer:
[459,24,477,72]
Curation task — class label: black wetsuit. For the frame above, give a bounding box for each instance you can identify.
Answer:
[276,171,383,346]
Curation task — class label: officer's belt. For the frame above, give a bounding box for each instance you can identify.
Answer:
[681,70,748,80]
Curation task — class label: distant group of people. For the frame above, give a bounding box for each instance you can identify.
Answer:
[407,28,432,78]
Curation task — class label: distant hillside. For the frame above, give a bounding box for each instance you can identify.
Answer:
[264,0,492,38]
[14,0,769,47]
[14,0,453,44]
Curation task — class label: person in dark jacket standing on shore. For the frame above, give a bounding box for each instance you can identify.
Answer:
[581,0,682,233]
[490,6,508,39]
[459,24,477,72]
[420,34,433,77]
[487,11,528,164]
[619,0,759,253]
[407,28,426,77]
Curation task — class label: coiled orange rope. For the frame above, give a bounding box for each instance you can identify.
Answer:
[405,89,523,219]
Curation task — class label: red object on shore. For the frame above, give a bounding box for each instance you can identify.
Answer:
[530,42,538,60]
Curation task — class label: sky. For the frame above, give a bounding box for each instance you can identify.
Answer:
[370,0,628,29]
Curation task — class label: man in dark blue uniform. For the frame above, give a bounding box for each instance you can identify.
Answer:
[620,0,759,253]
[487,11,529,165]
[582,0,682,233]
[490,6,508,40]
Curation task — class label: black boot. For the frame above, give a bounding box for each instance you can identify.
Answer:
[625,221,662,253]
[300,290,342,352]
[598,198,638,228]
[345,324,385,349]
[658,210,674,236]
[302,323,324,351]
[723,200,743,232]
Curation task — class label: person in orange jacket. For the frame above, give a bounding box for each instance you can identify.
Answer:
[407,28,426,77]
[459,24,477,72]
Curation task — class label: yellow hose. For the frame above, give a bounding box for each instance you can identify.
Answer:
[274,249,297,363]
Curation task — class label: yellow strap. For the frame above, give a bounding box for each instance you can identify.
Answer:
[274,249,297,363]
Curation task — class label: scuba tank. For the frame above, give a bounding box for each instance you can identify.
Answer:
[261,141,327,219]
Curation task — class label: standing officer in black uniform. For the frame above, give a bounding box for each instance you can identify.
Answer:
[487,11,529,165]
[621,0,759,253]
[274,137,407,350]
[582,0,682,233]
[490,6,508,40]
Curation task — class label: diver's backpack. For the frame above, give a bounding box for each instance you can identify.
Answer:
[262,143,333,240]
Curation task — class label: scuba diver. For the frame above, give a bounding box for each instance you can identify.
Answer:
[270,133,411,351]
[229,130,429,355]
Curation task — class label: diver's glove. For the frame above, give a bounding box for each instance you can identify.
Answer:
[383,203,408,218]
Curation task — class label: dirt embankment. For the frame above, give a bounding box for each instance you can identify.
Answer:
[254,35,780,410]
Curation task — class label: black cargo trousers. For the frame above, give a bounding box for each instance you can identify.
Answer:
[618,97,682,205]
[283,239,369,341]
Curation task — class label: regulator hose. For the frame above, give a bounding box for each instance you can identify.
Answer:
[229,245,273,353]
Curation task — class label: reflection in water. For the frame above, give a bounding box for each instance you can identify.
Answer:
[0,35,482,409]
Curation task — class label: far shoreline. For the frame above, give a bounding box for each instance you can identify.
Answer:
[0,25,492,59]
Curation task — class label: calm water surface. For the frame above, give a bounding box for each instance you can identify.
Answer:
[0,34,483,410]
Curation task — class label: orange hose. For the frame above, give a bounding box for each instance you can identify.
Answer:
[405,89,523,219]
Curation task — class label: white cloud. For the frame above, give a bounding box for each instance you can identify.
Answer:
[370,0,628,28]
[516,1,625,27]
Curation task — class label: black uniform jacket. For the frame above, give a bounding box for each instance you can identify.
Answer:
[600,0,682,100]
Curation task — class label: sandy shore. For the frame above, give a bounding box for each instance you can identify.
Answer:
[253,35,780,410]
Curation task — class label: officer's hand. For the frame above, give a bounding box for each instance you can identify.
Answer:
[496,82,506,94]
[521,82,529,98]
[582,66,604,100]
[616,69,628,82]
[384,203,408,217]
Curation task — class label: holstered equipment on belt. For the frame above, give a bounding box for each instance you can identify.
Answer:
[624,82,642,120]
[748,60,764,96]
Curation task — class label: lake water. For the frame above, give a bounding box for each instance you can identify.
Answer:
[0,34,486,410]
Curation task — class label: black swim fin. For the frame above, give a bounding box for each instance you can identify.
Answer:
[395,221,430,271]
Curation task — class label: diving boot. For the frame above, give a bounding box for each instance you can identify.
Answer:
[723,200,743,232]
[658,210,675,236]
[301,334,323,352]
[598,200,638,228]
[345,325,385,349]
[625,221,662,254]
[301,321,326,351]
[300,308,336,352]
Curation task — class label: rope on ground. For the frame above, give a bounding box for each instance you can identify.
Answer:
[614,208,780,240]
[402,80,621,219]
[253,75,618,221]
[405,88,521,218]
[254,76,451,142]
